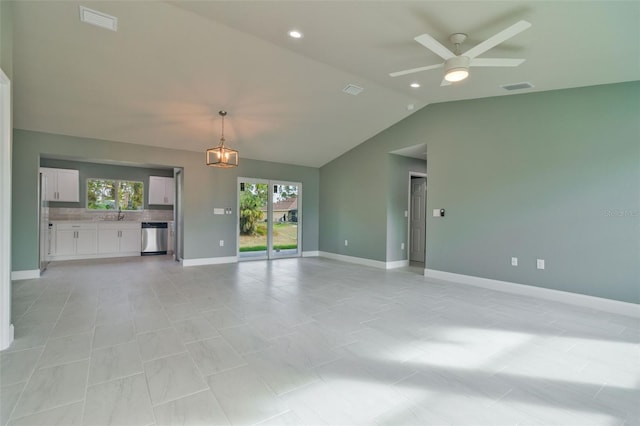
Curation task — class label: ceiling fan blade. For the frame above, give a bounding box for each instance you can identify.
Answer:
[440,79,451,87]
[389,63,443,77]
[470,58,526,67]
[414,34,455,60]
[462,20,531,59]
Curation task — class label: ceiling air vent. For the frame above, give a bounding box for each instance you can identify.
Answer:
[342,84,364,96]
[501,82,534,91]
[79,6,118,32]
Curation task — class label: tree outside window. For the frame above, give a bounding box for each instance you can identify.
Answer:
[87,178,144,211]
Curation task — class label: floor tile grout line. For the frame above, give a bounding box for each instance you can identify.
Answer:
[6,398,85,424]
[86,370,147,389]
[249,408,294,426]
[140,348,190,365]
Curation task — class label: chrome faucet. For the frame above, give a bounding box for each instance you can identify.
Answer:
[117,207,125,221]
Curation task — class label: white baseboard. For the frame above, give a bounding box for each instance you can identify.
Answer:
[181,256,238,267]
[386,260,410,269]
[424,268,640,318]
[302,251,319,257]
[11,270,40,280]
[0,324,14,351]
[318,252,407,270]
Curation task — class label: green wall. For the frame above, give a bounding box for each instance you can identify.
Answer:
[319,140,388,261]
[40,158,174,210]
[0,0,12,79]
[13,130,319,271]
[320,82,640,303]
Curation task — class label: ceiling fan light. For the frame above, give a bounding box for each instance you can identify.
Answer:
[445,68,469,82]
[444,56,470,82]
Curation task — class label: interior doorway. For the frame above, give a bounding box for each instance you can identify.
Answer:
[238,178,302,260]
[0,69,13,350]
[408,173,427,267]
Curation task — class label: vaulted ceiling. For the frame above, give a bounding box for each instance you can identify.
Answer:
[11,1,640,167]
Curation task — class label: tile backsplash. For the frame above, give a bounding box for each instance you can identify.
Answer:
[49,207,173,222]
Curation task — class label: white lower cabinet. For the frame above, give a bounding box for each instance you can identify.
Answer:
[98,223,141,255]
[51,222,141,260]
[167,221,174,255]
[54,223,98,257]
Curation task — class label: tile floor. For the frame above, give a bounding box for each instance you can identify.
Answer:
[1,256,638,426]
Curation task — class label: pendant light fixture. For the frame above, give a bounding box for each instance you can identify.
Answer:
[206,110,238,168]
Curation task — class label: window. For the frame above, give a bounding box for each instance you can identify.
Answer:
[87,179,144,211]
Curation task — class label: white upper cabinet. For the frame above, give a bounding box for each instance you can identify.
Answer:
[149,176,174,205]
[40,167,79,202]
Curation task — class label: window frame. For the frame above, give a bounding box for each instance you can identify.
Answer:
[86,178,145,212]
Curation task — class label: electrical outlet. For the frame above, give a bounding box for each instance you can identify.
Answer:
[537,259,545,270]
[401,242,405,250]
[511,257,518,266]
[344,240,348,247]
[219,240,224,247]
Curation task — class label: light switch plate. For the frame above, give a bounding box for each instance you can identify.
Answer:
[537,259,545,270]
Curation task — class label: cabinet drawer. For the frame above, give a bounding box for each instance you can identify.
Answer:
[98,222,141,231]
[56,223,98,231]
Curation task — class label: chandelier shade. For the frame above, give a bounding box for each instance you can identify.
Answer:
[206,111,239,168]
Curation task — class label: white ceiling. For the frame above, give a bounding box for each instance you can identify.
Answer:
[11,1,640,167]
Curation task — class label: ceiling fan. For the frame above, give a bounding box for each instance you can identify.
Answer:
[390,20,532,86]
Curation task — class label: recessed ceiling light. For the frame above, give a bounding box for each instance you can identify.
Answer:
[288,30,303,39]
[410,83,421,88]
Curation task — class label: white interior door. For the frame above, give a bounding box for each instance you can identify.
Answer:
[410,177,426,262]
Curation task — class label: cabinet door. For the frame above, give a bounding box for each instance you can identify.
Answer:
[98,228,120,254]
[148,177,167,205]
[164,178,175,205]
[167,223,174,255]
[119,228,141,253]
[76,230,98,255]
[56,169,80,202]
[55,230,76,256]
[40,168,57,201]
[47,229,56,256]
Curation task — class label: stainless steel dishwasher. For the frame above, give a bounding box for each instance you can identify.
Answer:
[141,222,168,255]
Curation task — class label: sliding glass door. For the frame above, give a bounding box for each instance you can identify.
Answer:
[270,182,300,259]
[238,178,301,260]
